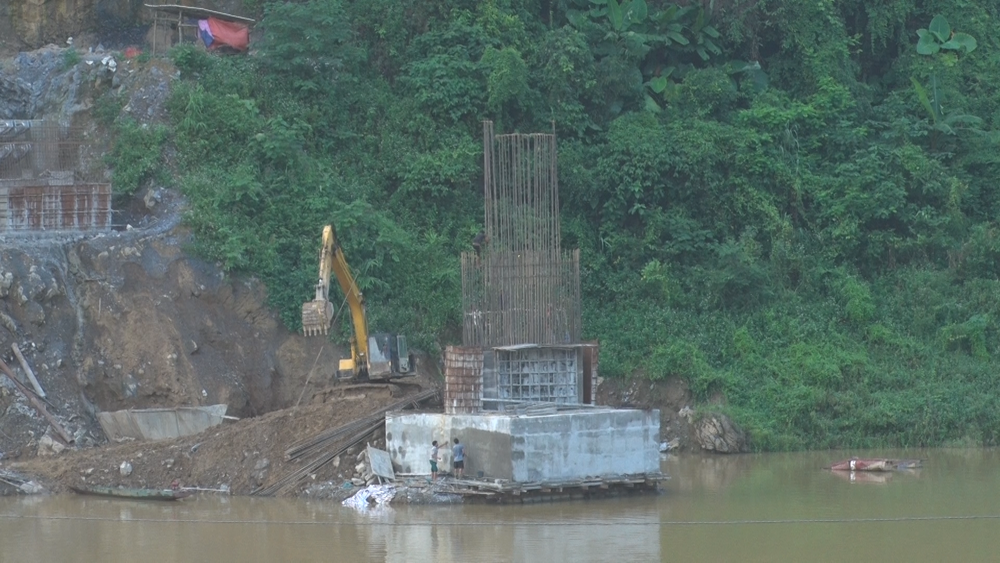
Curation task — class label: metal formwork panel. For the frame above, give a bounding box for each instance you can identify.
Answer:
[495,347,578,408]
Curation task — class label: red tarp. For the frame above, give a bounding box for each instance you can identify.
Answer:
[206,17,249,51]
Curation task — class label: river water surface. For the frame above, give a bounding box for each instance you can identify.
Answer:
[3,448,999,562]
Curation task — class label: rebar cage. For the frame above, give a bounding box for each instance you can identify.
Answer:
[461,121,581,348]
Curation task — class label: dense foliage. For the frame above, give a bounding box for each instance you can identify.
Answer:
[109,0,1000,450]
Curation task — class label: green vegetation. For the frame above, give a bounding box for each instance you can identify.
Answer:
[61,48,80,70]
[116,0,1000,450]
[106,118,169,196]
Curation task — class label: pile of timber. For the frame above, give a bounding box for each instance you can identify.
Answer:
[0,349,72,445]
[440,473,667,503]
[252,389,437,496]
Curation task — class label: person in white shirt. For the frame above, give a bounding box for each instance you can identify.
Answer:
[429,440,440,480]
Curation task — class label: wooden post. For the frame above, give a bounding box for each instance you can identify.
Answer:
[177,10,182,47]
[0,357,73,444]
[152,11,157,55]
[11,343,45,398]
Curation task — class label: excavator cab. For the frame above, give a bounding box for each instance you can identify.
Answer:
[336,335,414,380]
[368,333,414,378]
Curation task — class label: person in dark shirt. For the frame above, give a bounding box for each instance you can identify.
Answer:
[473,231,488,258]
[452,437,466,479]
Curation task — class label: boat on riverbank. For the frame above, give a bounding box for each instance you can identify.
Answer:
[69,485,192,501]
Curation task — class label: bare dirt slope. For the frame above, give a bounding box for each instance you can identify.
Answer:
[0,209,442,494]
[0,216,367,453]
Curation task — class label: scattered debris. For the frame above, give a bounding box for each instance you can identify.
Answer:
[0,356,74,444]
[0,470,44,495]
[37,433,66,456]
[342,484,396,510]
[659,439,679,453]
[19,480,44,494]
[119,461,132,476]
[254,389,436,497]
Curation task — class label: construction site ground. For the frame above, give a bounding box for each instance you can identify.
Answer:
[2,380,439,499]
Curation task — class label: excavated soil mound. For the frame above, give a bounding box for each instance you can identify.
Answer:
[6,381,438,496]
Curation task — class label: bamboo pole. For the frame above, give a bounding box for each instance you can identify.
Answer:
[0,357,73,443]
[11,344,45,398]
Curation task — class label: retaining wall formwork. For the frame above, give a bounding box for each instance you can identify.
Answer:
[443,346,484,414]
[0,119,111,234]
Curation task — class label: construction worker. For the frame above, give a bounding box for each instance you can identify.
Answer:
[473,231,488,257]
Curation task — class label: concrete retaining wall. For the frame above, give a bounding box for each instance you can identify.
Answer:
[386,409,659,482]
[385,413,513,479]
[510,409,659,482]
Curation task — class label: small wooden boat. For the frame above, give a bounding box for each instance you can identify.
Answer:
[828,458,923,472]
[829,468,893,484]
[70,485,192,501]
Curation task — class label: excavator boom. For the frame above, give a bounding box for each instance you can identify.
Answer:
[301,225,369,376]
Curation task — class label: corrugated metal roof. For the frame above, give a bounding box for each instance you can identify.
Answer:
[144,4,255,23]
[492,343,597,351]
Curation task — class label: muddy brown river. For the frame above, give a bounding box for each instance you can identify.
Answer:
[3,448,999,562]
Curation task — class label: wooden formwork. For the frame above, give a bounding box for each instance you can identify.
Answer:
[445,472,667,504]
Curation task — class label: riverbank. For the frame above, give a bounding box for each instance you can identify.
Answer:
[0,382,433,497]
[0,371,710,500]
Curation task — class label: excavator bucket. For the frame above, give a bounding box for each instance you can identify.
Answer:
[301,298,334,336]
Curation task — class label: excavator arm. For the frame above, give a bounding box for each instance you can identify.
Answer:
[301,225,369,378]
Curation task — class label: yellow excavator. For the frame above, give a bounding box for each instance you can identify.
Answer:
[301,224,415,380]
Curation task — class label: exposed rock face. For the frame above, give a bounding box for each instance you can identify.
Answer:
[11,0,99,49]
[1,47,94,121]
[694,412,749,453]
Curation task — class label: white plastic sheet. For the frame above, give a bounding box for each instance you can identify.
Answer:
[341,484,396,510]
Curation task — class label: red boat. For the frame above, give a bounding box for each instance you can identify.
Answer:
[828,458,922,472]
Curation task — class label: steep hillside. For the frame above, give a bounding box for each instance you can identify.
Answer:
[0,46,366,463]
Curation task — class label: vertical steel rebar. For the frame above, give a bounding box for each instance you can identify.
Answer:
[462,122,580,348]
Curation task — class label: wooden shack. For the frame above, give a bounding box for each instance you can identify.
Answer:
[145,4,255,54]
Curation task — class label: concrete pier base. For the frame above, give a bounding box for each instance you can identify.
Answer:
[386,408,659,483]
